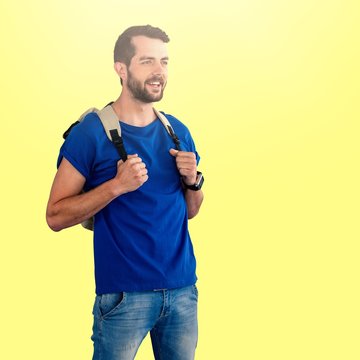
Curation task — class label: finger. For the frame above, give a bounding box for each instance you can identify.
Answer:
[135,163,146,173]
[120,154,139,167]
[176,152,196,160]
[128,157,143,165]
[180,169,196,177]
[176,156,196,164]
[169,148,178,157]
[137,172,149,184]
[175,159,197,170]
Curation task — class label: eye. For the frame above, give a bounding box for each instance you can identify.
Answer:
[141,60,152,65]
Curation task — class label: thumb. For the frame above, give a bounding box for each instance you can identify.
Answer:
[169,148,178,157]
[127,153,139,159]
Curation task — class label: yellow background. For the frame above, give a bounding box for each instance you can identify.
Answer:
[1,0,359,359]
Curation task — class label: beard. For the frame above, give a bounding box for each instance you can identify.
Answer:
[126,69,166,103]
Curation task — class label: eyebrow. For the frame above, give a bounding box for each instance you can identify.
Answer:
[139,56,169,61]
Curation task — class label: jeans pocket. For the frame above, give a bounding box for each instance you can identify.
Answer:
[99,292,126,318]
[192,284,199,299]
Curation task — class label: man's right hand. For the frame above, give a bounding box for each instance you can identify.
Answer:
[46,155,148,232]
[113,154,148,194]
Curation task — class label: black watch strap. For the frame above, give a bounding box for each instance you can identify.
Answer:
[182,172,204,191]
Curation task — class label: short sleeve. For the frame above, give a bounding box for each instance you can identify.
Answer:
[185,131,200,165]
[57,115,97,179]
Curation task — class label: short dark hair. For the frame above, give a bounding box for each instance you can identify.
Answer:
[114,25,170,65]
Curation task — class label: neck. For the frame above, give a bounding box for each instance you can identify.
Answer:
[111,92,157,127]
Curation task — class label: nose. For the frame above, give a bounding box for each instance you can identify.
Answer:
[152,61,166,76]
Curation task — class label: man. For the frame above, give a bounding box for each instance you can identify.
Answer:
[46,25,204,359]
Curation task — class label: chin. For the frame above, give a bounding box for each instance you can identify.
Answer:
[153,92,164,102]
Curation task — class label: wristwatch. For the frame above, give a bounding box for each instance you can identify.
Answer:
[182,171,204,191]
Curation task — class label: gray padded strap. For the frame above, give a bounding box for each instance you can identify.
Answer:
[77,107,98,121]
[153,108,181,150]
[96,105,121,140]
[153,108,173,135]
[79,105,172,140]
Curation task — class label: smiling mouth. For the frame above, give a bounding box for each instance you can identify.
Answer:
[146,81,162,90]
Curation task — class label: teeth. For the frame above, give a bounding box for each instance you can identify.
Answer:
[149,82,160,85]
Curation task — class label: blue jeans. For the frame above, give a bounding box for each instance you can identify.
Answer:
[91,285,198,360]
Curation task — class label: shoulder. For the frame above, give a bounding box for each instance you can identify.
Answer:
[66,111,104,141]
[78,112,103,134]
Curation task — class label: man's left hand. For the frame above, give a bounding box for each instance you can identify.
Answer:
[169,148,197,185]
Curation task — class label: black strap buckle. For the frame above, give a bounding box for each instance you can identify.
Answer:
[109,129,128,162]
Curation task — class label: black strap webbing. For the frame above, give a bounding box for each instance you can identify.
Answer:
[167,125,182,151]
[109,129,128,162]
[63,121,80,139]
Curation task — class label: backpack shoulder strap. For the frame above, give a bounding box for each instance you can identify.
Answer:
[96,105,127,162]
[78,107,99,120]
[153,108,182,151]
[96,105,121,141]
[63,107,99,139]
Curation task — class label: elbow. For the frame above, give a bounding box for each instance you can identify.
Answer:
[46,216,62,232]
[46,209,63,232]
[187,208,199,220]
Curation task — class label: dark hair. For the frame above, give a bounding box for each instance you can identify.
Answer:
[114,25,170,65]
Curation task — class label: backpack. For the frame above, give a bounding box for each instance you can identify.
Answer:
[63,103,181,231]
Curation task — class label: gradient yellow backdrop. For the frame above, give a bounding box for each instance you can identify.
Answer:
[1,0,359,359]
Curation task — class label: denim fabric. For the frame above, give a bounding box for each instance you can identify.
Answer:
[91,285,198,360]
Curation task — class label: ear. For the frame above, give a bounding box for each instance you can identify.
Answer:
[114,62,127,82]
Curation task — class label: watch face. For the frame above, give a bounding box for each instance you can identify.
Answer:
[195,173,204,187]
[190,172,204,190]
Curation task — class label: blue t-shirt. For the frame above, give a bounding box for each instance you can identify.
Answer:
[58,111,199,294]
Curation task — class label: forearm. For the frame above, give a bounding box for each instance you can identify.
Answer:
[46,179,122,232]
[185,189,204,219]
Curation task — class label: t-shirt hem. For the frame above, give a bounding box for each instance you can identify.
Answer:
[59,150,89,179]
[95,276,197,295]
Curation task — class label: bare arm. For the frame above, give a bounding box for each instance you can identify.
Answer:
[169,149,204,219]
[46,155,148,232]
[184,188,204,219]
